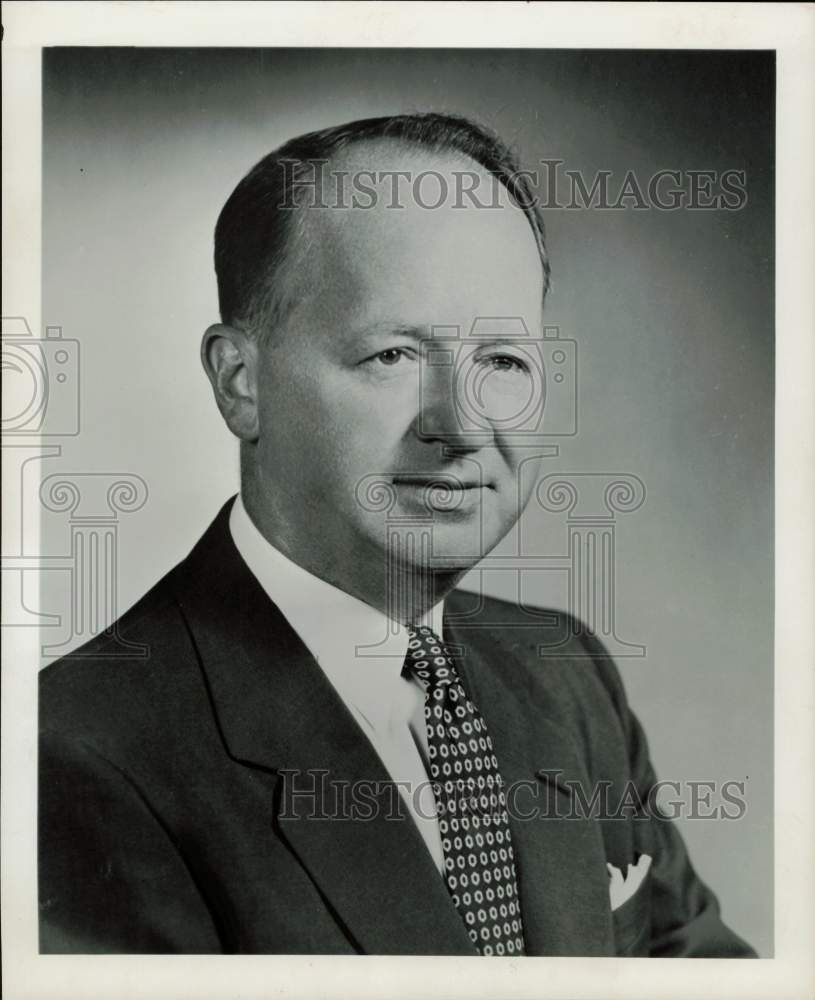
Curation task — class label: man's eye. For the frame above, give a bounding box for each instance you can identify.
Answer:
[482,354,529,374]
[374,348,411,366]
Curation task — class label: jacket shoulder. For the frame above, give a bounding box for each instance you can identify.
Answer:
[447,588,631,720]
[38,564,203,752]
[448,586,623,663]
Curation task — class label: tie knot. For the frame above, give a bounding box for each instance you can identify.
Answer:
[403,625,457,687]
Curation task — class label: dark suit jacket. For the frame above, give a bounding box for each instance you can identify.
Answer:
[39,498,755,956]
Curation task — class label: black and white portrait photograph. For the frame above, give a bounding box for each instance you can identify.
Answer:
[2,4,813,1000]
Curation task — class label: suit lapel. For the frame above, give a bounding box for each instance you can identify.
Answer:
[172,500,476,955]
[444,594,614,956]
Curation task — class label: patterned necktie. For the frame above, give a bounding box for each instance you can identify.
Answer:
[402,624,526,956]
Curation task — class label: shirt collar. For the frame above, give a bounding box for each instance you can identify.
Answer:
[228,494,445,723]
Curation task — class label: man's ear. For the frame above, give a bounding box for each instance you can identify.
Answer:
[200,323,260,441]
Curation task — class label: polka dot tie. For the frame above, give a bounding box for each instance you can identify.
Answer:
[403,625,526,957]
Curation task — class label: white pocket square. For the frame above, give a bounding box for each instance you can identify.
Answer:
[607,852,652,911]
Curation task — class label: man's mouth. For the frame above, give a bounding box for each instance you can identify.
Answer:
[391,475,494,491]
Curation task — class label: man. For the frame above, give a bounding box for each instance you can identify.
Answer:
[39,112,755,956]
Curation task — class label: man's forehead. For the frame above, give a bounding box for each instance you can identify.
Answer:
[326,138,512,200]
[307,139,529,230]
[289,140,543,319]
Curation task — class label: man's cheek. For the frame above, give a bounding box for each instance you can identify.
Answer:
[511,453,543,500]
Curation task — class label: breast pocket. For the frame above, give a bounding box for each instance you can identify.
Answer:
[611,867,652,957]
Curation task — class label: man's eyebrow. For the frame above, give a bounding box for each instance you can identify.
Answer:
[349,321,542,344]
[350,322,429,341]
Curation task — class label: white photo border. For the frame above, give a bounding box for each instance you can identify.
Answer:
[2,3,813,999]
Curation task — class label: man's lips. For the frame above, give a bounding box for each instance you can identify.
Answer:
[390,476,494,513]
[391,476,494,490]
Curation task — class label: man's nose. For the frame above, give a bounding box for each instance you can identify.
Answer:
[414,362,490,449]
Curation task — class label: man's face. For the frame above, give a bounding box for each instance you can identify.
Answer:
[250,146,545,583]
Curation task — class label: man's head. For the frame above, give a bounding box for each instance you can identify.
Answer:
[202,112,550,613]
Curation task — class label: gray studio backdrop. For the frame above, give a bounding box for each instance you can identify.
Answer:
[37,48,773,955]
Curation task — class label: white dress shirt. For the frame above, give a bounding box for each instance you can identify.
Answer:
[229,494,445,872]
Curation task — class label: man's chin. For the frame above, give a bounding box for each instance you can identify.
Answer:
[392,520,506,574]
